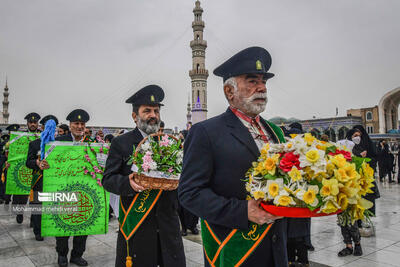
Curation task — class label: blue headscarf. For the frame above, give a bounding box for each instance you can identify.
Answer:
[40,119,56,160]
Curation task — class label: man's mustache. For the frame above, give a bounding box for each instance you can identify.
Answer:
[146,118,159,124]
[249,93,267,101]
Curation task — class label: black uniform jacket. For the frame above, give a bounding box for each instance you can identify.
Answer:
[178,108,288,267]
[102,128,185,266]
[26,138,42,191]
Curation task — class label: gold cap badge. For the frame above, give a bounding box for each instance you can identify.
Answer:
[31,116,34,120]
[78,115,81,120]
[256,60,262,70]
[150,95,155,102]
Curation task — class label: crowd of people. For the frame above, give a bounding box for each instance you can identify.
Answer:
[0,46,398,267]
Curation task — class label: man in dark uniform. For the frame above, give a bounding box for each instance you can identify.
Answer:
[12,113,41,224]
[1,125,18,205]
[179,47,288,266]
[26,115,58,241]
[102,85,186,267]
[40,109,90,267]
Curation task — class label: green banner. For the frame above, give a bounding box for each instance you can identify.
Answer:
[6,131,40,195]
[41,141,109,237]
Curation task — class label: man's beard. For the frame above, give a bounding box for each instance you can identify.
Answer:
[137,116,160,135]
[236,92,268,116]
[28,125,38,132]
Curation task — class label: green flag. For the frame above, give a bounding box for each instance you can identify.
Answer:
[41,141,110,237]
[6,131,40,195]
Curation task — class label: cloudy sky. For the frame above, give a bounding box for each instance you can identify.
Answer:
[0,0,399,129]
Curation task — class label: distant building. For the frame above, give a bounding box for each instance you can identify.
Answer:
[347,106,379,134]
[189,0,208,125]
[0,78,10,124]
[274,116,362,141]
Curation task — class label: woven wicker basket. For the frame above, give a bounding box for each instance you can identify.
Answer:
[133,133,180,191]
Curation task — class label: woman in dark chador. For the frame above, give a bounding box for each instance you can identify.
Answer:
[377,139,394,183]
[351,125,380,214]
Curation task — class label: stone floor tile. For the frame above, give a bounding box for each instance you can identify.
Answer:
[0,233,17,250]
[0,245,26,259]
[364,249,400,267]
[340,258,396,267]
[0,255,35,267]
[28,252,58,266]
[309,249,358,267]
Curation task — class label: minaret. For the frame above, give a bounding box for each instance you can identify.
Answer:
[189,0,208,124]
[186,95,192,129]
[3,78,9,124]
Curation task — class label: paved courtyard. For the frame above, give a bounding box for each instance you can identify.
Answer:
[1,179,400,266]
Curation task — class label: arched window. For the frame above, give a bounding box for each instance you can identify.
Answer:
[196,64,200,71]
[196,35,200,40]
[366,111,373,121]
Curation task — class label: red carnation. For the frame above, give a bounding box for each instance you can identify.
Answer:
[328,150,352,161]
[279,152,301,172]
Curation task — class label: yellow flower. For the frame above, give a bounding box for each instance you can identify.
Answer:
[361,162,374,179]
[254,162,265,176]
[321,199,340,214]
[337,193,349,210]
[287,143,293,149]
[326,162,336,176]
[303,167,315,180]
[260,144,270,159]
[246,183,252,192]
[267,183,279,198]
[277,196,292,206]
[304,133,316,146]
[350,198,373,223]
[288,167,302,182]
[253,190,266,200]
[263,154,280,175]
[321,178,339,197]
[339,183,358,199]
[314,172,328,182]
[335,163,359,183]
[330,154,347,168]
[316,142,328,151]
[273,190,295,206]
[289,134,298,138]
[305,150,320,163]
[267,179,283,199]
[303,186,319,207]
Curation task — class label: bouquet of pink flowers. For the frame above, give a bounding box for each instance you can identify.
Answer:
[128,134,183,190]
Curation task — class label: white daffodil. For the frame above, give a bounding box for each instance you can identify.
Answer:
[273,190,296,206]
[299,148,327,173]
[266,179,284,200]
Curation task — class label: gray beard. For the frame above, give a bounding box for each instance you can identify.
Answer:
[137,117,160,135]
[236,92,268,115]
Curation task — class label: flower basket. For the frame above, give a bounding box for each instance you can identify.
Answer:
[260,203,341,218]
[132,133,181,191]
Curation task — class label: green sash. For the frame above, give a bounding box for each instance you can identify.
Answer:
[201,220,273,267]
[119,189,162,240]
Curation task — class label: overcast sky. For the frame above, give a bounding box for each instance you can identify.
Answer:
[1,0,399,129]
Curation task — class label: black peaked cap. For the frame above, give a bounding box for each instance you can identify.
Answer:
[66,109,90,123]
[6,124,20,131]
[40,115,59,126]
[24,112,41,123]
[213,46,275,82]
[125,85,164,107]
